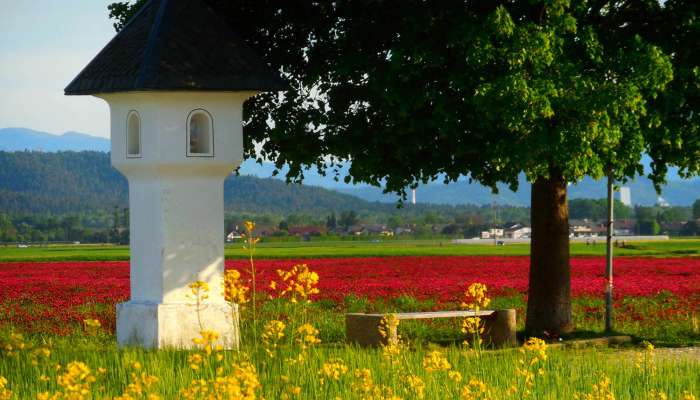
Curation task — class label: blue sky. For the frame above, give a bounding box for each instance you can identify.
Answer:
[0,1,116,137]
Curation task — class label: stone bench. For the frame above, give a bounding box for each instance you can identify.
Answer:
[346,309,516,347]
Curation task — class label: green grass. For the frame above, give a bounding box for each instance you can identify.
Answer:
[3,238,700,261]
[1,324,697,398]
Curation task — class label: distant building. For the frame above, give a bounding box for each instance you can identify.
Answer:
[480,228,504,239]
[614,219,635,236]
[287,226,326,237]
[619,187,632,206]
[226,230,243,242]
[569,219,595,237]
[504,224,531,239]
[656,196,670,208]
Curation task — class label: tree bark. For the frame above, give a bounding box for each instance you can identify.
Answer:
[525,169,573,336]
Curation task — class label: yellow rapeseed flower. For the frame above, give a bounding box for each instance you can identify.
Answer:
[181,361,260,400]
[648,389,669,400]
[244,221,255,233]
[188,280,210,301]
[188,353,203,371]
[40,361,97,400]
[681,391,697,400]
[351,369,401,400]
[573,375,614,400]
[0,376,12,400]
[460,378,491,400]
[422,350,452,372]
[296,323,321,349]
[405,374,425,399]
[449,370,463,383]
[272,264,320,303]
[513,338,548,398]
[262,320,286,358]
[319,359,349,385]
[461,283,491,311]
[224,269,249,305]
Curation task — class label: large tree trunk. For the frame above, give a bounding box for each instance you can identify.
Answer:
[525,169,573,336]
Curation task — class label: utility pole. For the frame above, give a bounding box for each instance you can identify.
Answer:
[605,173,614,334]
[492,195,497,245]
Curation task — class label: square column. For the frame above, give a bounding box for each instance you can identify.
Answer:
[116,174,238,349]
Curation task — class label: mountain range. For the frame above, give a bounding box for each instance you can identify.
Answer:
[2,126,699,207]
[0,128,111,152]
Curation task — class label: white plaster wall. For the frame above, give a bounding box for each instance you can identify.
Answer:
[100,91,256,304]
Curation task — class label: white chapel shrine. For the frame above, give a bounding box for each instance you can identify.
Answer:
[65,0,285,349]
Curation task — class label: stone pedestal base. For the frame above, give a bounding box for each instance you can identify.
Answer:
[116,301,239,349]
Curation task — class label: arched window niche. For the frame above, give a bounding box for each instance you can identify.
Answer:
[126,110,141,158]
[187,109,214,157]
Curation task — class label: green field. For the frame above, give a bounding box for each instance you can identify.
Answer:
[2,238,700,262]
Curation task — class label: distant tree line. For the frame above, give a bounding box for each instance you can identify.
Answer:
[0,208,128,244]
[4,198,700,244]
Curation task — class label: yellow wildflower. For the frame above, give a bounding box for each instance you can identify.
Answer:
[573,375,614,400]
[272,264,320,303]
[460,378,491,400]
[449,370,463,383]
[681,391,697,400]
[262,320,286,358]
[351,369,400,400]
[39,361,97,400]
[296,323,321,348]
[0,376,12,400]
[181,362,260,400]
[83,318,101,329]
[224,269,249,305]
[422,350,451,372]
[115,362,160,400]
[405,374,425,399]
[188,353,203,371]
[281,384,302,399]
[244,221,255,233]
[635,340,656,375]
[461,283,490,311]
[319,359,349,385]
[648,389,668,400]
[1,332,26,357]
[514,338,548,398]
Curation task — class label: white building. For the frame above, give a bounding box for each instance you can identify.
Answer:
[619,186,632,207]
[480,228,504,239]
[65,0,284,349]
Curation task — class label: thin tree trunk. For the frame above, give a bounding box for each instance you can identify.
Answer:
[525,169,573,336]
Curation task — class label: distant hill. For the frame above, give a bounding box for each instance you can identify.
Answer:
[0,151,388,215]
[3,127,699,207]
[339,174,700,207]
[0,128,110,152]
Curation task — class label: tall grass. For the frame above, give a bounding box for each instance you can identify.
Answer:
[0,333,697,398]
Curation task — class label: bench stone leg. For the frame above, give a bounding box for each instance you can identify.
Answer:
[346,314,396,347]
[482,309,517,347]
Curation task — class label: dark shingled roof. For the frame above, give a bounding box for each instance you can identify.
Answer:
[65,0,286,95]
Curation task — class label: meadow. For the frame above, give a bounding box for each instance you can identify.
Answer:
[3,238,700,262]
[0,238,699,398]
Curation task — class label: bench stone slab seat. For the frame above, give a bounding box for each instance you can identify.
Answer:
[346,309,516,347]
